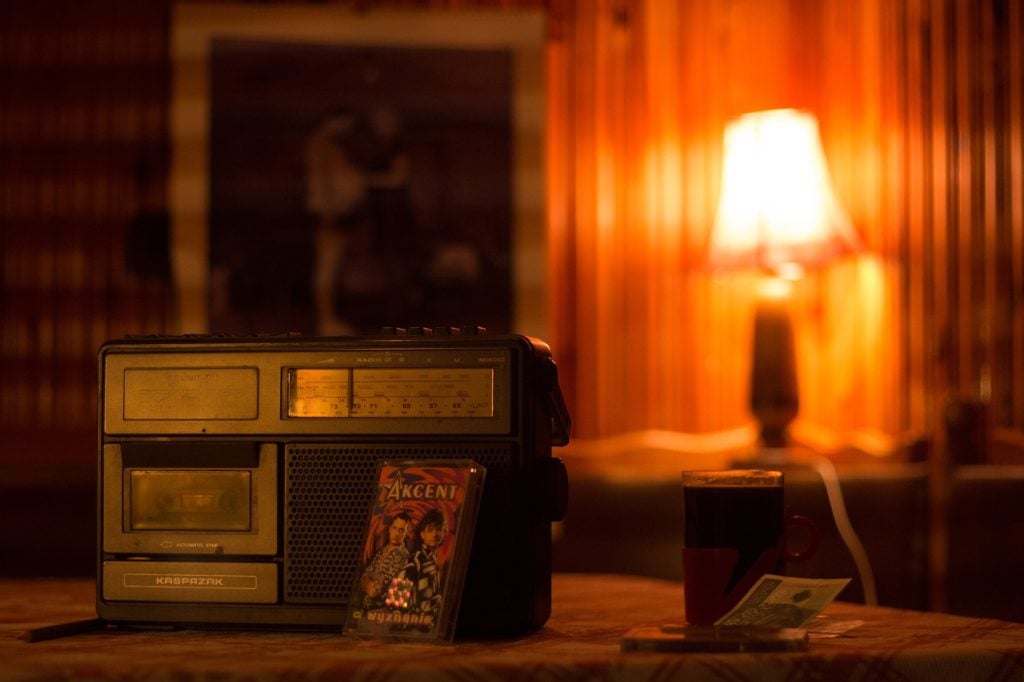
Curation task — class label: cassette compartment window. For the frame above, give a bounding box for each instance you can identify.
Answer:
[286,367,494,418]
[129,470,252,532]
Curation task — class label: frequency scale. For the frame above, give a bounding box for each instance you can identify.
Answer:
[287,367,495,418]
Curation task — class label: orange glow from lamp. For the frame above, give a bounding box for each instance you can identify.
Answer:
[709,109,860,449]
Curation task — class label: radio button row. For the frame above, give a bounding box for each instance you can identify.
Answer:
[379,325,487,336]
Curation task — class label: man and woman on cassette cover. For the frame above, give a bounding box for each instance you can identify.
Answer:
[388,509,446,617]
[358,508,446,618]
[348,462,484,642]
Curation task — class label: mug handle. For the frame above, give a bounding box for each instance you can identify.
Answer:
[782,513,820,562]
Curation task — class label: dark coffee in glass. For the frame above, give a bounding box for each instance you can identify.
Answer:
[681,469,817,626]
[683,471,785,593]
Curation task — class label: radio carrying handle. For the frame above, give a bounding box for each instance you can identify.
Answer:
[542,358,571,447]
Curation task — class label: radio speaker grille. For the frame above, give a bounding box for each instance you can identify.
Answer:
[283,444,512,604]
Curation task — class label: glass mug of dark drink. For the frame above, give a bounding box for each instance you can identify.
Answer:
[682,469,819,626]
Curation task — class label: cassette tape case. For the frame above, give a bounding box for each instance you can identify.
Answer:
[345,460,486,642]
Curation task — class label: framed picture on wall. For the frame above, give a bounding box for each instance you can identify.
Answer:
[171,3,546,337]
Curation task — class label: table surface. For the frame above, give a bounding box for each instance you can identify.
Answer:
[2,573,1024,681]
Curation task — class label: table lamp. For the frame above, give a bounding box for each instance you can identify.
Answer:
[709,109,860,450]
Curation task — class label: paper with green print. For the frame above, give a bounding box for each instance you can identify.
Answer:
[714,575,851,628]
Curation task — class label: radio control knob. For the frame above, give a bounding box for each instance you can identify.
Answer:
[382,325,479,336]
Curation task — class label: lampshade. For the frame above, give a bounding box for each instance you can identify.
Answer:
[709,109,860,275]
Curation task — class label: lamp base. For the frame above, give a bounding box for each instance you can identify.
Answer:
[749,288,798,449]
[757,420,795,450]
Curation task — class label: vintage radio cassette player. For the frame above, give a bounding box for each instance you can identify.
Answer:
[97,328,570,636]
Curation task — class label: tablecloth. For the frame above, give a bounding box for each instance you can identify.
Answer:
[2,573,1023,681]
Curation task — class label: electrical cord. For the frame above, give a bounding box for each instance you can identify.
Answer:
[803,453,879,606]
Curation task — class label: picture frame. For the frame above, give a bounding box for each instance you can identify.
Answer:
[170,2,546,338]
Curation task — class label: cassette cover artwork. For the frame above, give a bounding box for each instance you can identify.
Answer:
[345,460,485,642]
